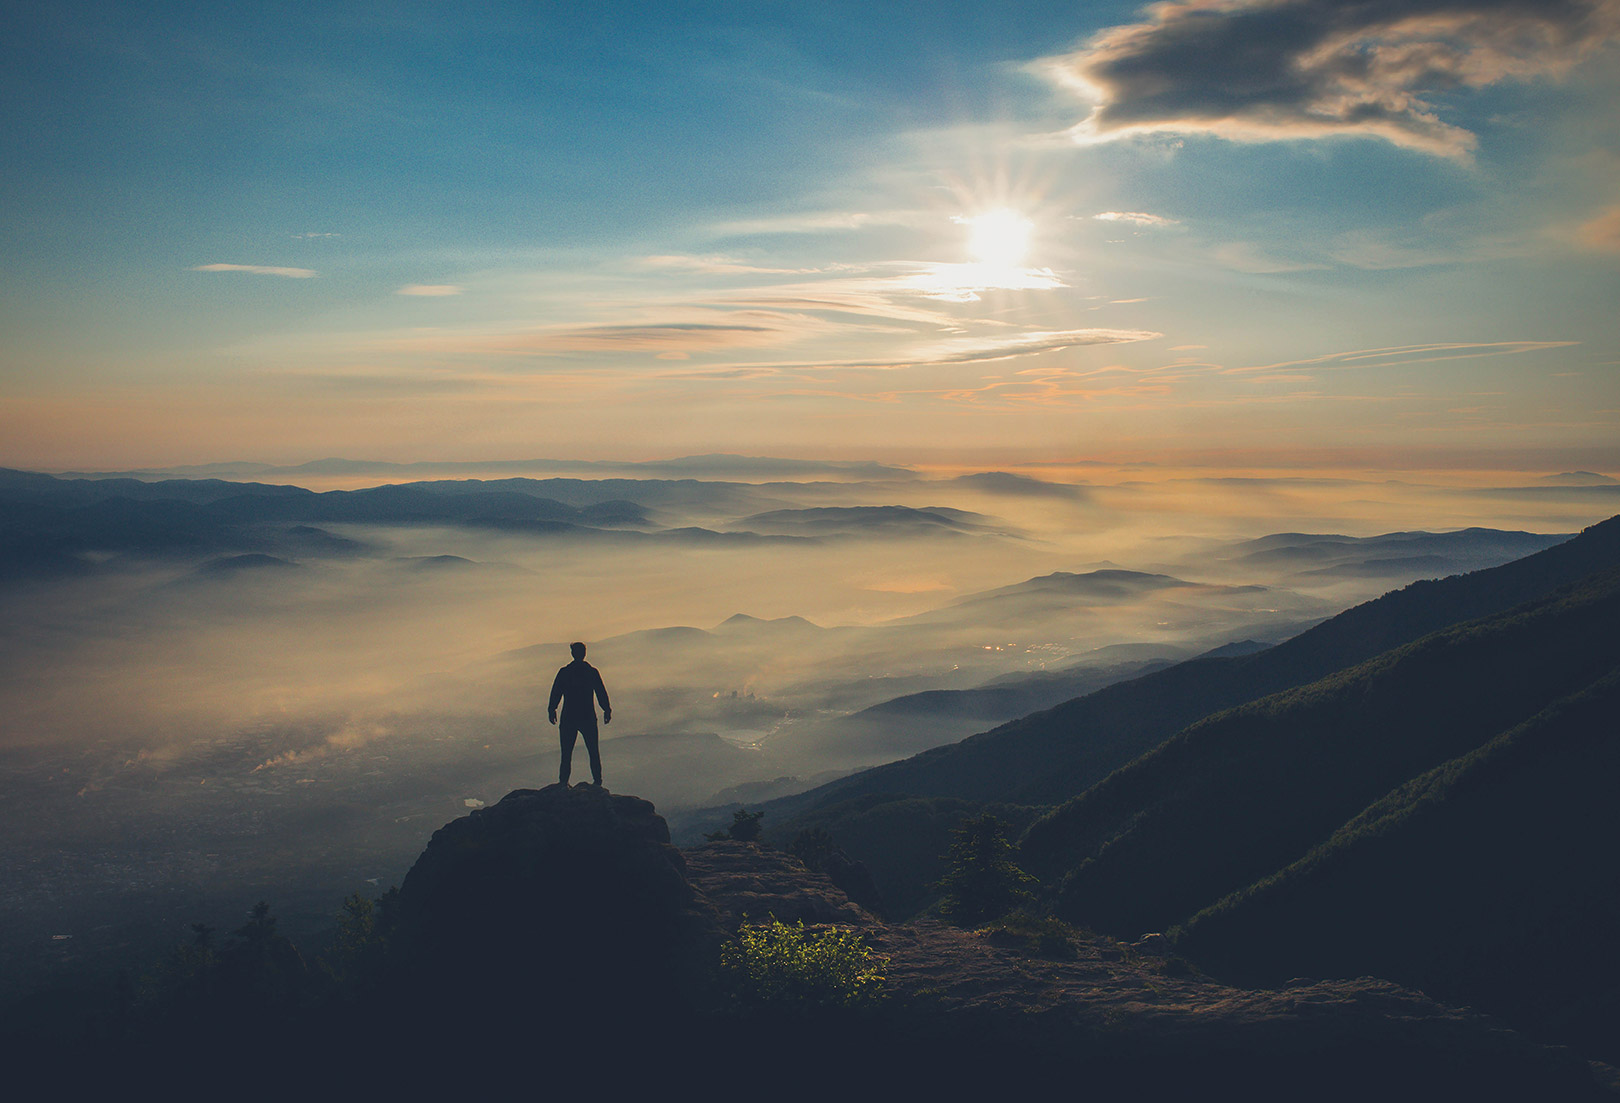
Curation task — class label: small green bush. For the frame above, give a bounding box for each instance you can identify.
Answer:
[718,916,886,1010]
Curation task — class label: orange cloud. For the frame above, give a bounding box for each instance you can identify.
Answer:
[1576,205,1620,253]
[193,263,317,278]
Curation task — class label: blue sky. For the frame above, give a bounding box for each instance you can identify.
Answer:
[3,0,1617,469]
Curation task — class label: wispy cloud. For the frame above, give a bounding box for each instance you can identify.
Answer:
[1211,242,1327,273]
[397,284,463,296]
[675,260,1069,328]
[253,235,1123,403]
[638,254,823,276]
[1050,0,1620,159]
[937,363,1177,406]
[192,263,317,278]
[1094,211,1179,227]
[659,327,1161,378]
[369,313,826,358]
[718,286,981,329]
[896,263,1067,302]
[707,210,919,236]
[886,328,1160,367]
[1227,341,1580,376]
[753,357,1182,410]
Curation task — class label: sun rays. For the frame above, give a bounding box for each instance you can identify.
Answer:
[964,208,1034,270]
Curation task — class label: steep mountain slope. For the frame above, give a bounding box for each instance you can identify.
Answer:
[1176,667,1620,1061]
[1019,566,1620,938]
[753,515,1618,815]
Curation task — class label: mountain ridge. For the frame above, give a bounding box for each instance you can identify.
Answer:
[1024,564,1620,934]
[738,514,1618,820]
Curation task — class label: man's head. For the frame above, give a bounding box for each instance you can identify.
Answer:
[570,641,587,660]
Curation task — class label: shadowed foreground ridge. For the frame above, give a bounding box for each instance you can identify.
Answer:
[6,782,1615,1096]
[378,787,1610,1096]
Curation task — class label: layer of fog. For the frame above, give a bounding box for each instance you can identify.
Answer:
[0,462,1609,989]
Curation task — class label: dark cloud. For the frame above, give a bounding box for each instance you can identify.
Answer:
[1057,0,1620,157]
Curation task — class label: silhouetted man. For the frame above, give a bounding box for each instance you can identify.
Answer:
[548,641,611,787]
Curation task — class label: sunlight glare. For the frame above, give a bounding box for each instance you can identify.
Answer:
[965,209,1033,269]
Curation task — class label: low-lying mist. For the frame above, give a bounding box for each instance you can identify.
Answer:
[0,459,1609,992]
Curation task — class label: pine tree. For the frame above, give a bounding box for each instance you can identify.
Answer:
[936,814,1036,926]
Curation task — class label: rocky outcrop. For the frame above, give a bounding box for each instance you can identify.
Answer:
[392,784,714,1003]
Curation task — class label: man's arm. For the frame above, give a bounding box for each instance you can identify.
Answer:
[594,668,611,724]
[547,668,564,724]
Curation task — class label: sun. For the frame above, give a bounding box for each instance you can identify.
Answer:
[964,208,1033,269]
[907,205,1057,300]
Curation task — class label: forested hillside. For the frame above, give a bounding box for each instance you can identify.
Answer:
[1020,566,1620,934]
[1178,667,1620,1061]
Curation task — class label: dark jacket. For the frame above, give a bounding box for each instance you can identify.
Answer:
[549,660,610,722]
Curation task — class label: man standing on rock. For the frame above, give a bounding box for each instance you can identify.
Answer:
[549,641,611,787]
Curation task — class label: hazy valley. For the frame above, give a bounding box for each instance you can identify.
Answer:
[2,460,1611,1003]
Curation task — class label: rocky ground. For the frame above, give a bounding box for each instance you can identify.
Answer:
[684,828,1619,1098]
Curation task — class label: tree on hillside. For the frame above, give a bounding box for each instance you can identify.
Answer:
[218,900,308,1008]
[935,814,1036,926]
[323,890,397,990]
[707,808,764,842]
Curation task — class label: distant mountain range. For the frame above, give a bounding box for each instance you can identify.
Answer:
[948,470,1089,498]
[747,516,1616,819]
[1214,528,1569,581]
[51,453,921,481]
[738,505,997,537]
[0,470,805,580]
[1537,471,1619,485]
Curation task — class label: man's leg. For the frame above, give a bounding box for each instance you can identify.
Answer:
[559,725,578,786]
[581,724,602,786]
